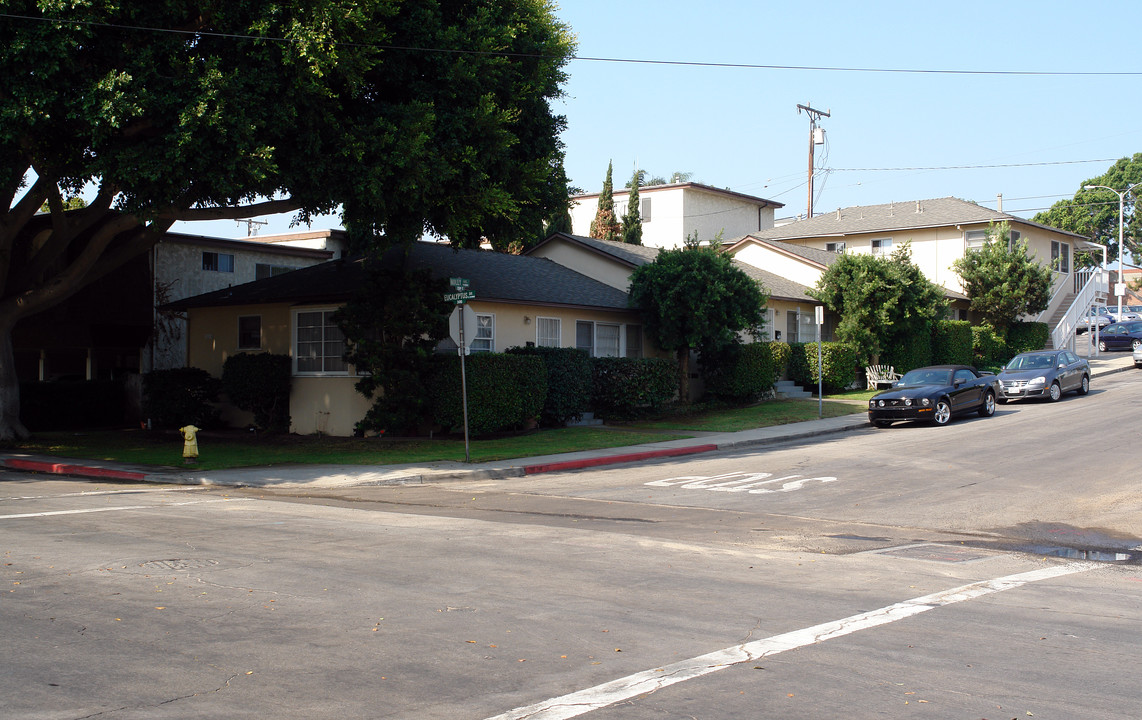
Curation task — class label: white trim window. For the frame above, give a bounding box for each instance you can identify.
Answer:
[470,314,495,353]
[576,320,594,354]
[575,320,624,357]
[826,241,845,253]
[871,237,893,255]
[536,317,560,347]
[597,323,620,357]
[237,315,262,350]
[202,251,234,272]
[965,230,988,250]
[294,308,348,375]
[625,325,642,358]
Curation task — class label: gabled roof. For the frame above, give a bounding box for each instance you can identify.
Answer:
[531,232,817,303]
[169,240,632,311]
[724,235,839,269]
[741,196,1089,242]
[571,181,784,208]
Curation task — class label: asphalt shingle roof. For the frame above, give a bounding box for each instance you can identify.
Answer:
[741,196,1089,242]
[169,241,633,311]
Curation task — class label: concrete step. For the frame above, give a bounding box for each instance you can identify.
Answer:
[774,380,813,399]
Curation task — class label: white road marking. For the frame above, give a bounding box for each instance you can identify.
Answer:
[646,471,839,494]
[484,563,1098,720]
[1,487,205,502]
[0,498,234,520]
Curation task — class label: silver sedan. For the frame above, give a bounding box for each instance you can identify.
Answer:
[997,349,1090,402]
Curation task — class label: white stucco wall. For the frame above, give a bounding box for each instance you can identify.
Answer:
[730,243,824,288]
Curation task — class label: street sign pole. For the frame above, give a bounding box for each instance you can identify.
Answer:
[815,305,824,419]
[459,307,470,463]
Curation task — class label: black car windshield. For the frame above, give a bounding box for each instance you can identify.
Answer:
[1007,354,1054,370]
[898,368,952,386]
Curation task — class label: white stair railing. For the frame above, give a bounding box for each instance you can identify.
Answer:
[1052,269,1108,352]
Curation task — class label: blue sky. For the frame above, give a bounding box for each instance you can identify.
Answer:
[180,0,1142,239]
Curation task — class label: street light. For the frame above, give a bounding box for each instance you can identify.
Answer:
[1084,181,1141,322]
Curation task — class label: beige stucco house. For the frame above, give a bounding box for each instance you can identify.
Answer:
[569,182,784,250]
[171,241,658,436]
[730,197,1106,348]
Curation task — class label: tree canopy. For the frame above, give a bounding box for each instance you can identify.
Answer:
[0,0,575,440]
[1033,154,1142,265]
[809,243,946,364]
[628,237,767,403]
[952,221,1052,335]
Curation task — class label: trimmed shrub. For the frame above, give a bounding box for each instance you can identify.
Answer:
[703,342,780,402]
[221,353,292,433]
[932,320,973,365]
[972,325,1007,368]
[787,342,860,393]
[142,368,221,429]
[883,329,933,374]
[769,341,792,377]
[591,356,676,419]
[1007,321,1050,355]
[428,353,547,436]
[505,346,592,426]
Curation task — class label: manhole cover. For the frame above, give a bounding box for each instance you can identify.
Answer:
[873,544,993,563]
[139,559,219,571]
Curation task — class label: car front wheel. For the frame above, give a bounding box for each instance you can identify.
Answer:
[1048,381,1062,402]
[1134,339,1141,350]
[932,399,952,426]
[1078,375,1090,395]
[978,391,996,417]
[1099,340,1108,352]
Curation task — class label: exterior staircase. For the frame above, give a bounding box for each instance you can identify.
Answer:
[1043,291,1076,349]
[774,380,813,399]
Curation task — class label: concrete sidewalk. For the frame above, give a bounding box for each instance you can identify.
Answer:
[3,353,1135,490]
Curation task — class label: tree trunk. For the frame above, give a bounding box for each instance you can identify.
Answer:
[677,347,691,405]
[0,319,29,441]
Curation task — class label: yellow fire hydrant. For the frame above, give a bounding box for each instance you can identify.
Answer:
[179,425,200,465]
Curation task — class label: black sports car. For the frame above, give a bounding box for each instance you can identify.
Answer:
[868,365,998,427]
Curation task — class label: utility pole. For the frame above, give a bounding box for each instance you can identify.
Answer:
[797,103,830,218]
[237,219,268,237]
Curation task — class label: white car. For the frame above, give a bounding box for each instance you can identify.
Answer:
[1076,308,1112,333]
[1134,342,1142,368]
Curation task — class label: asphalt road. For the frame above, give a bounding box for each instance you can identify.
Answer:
[3,370,1141,719]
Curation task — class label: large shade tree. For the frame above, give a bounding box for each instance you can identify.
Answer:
[628,237,767,403]
[1033,154,1142,265]
[0,0,574,440]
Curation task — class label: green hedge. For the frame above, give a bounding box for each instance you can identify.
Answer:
[787,342,860,393]
[142,368,221,429]
[932,320,973,365]
[428,353,547,436]
[769,341,791,377]
[221,353,292,433]
[972,325,1007,368]
[591,356,676,419]
[1007,321,1049,355]
[505,346,592,427]
[20,379,127,431]
[883,330,933,374]
[703,342,781,402]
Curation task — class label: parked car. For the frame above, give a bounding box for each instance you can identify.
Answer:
[1075,307,1112,333]
[1135,341,1142,368]
[1097,321,1142,352]
[997,350,1090,402]
[868,365,998,428]
[1107,307,1142,323]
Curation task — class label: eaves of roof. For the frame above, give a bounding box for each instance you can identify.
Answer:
[160,232,334,259]
[571,181,784,208]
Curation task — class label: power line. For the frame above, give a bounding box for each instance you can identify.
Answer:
[829,159,1118,172]
[3,13,1142,77]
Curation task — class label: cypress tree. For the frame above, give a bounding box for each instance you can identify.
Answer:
[589,161,621,242]
[621,170,643,245]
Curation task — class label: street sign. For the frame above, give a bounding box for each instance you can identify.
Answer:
[449,304,478,348]
[444,290,476,303]
[449,277,470,289]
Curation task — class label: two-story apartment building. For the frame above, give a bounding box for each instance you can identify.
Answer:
[569,182,784,249]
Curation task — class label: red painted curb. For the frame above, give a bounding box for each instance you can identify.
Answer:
[4,458,147,482]
[523,444,718,475]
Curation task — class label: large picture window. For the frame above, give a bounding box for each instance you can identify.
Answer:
[294,309,347,374]
[1051,240,1070,272]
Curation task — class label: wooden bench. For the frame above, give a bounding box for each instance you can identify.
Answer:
[866,365,901,390]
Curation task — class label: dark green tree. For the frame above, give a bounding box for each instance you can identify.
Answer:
[589,161,621,242]
[628,237,768,403]
[952,221,1053,336]
[0,0,574,440]
[809,242,946,365]
[621,171,643,245]
[335,253,454,436]
[1033,154,1142,265]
